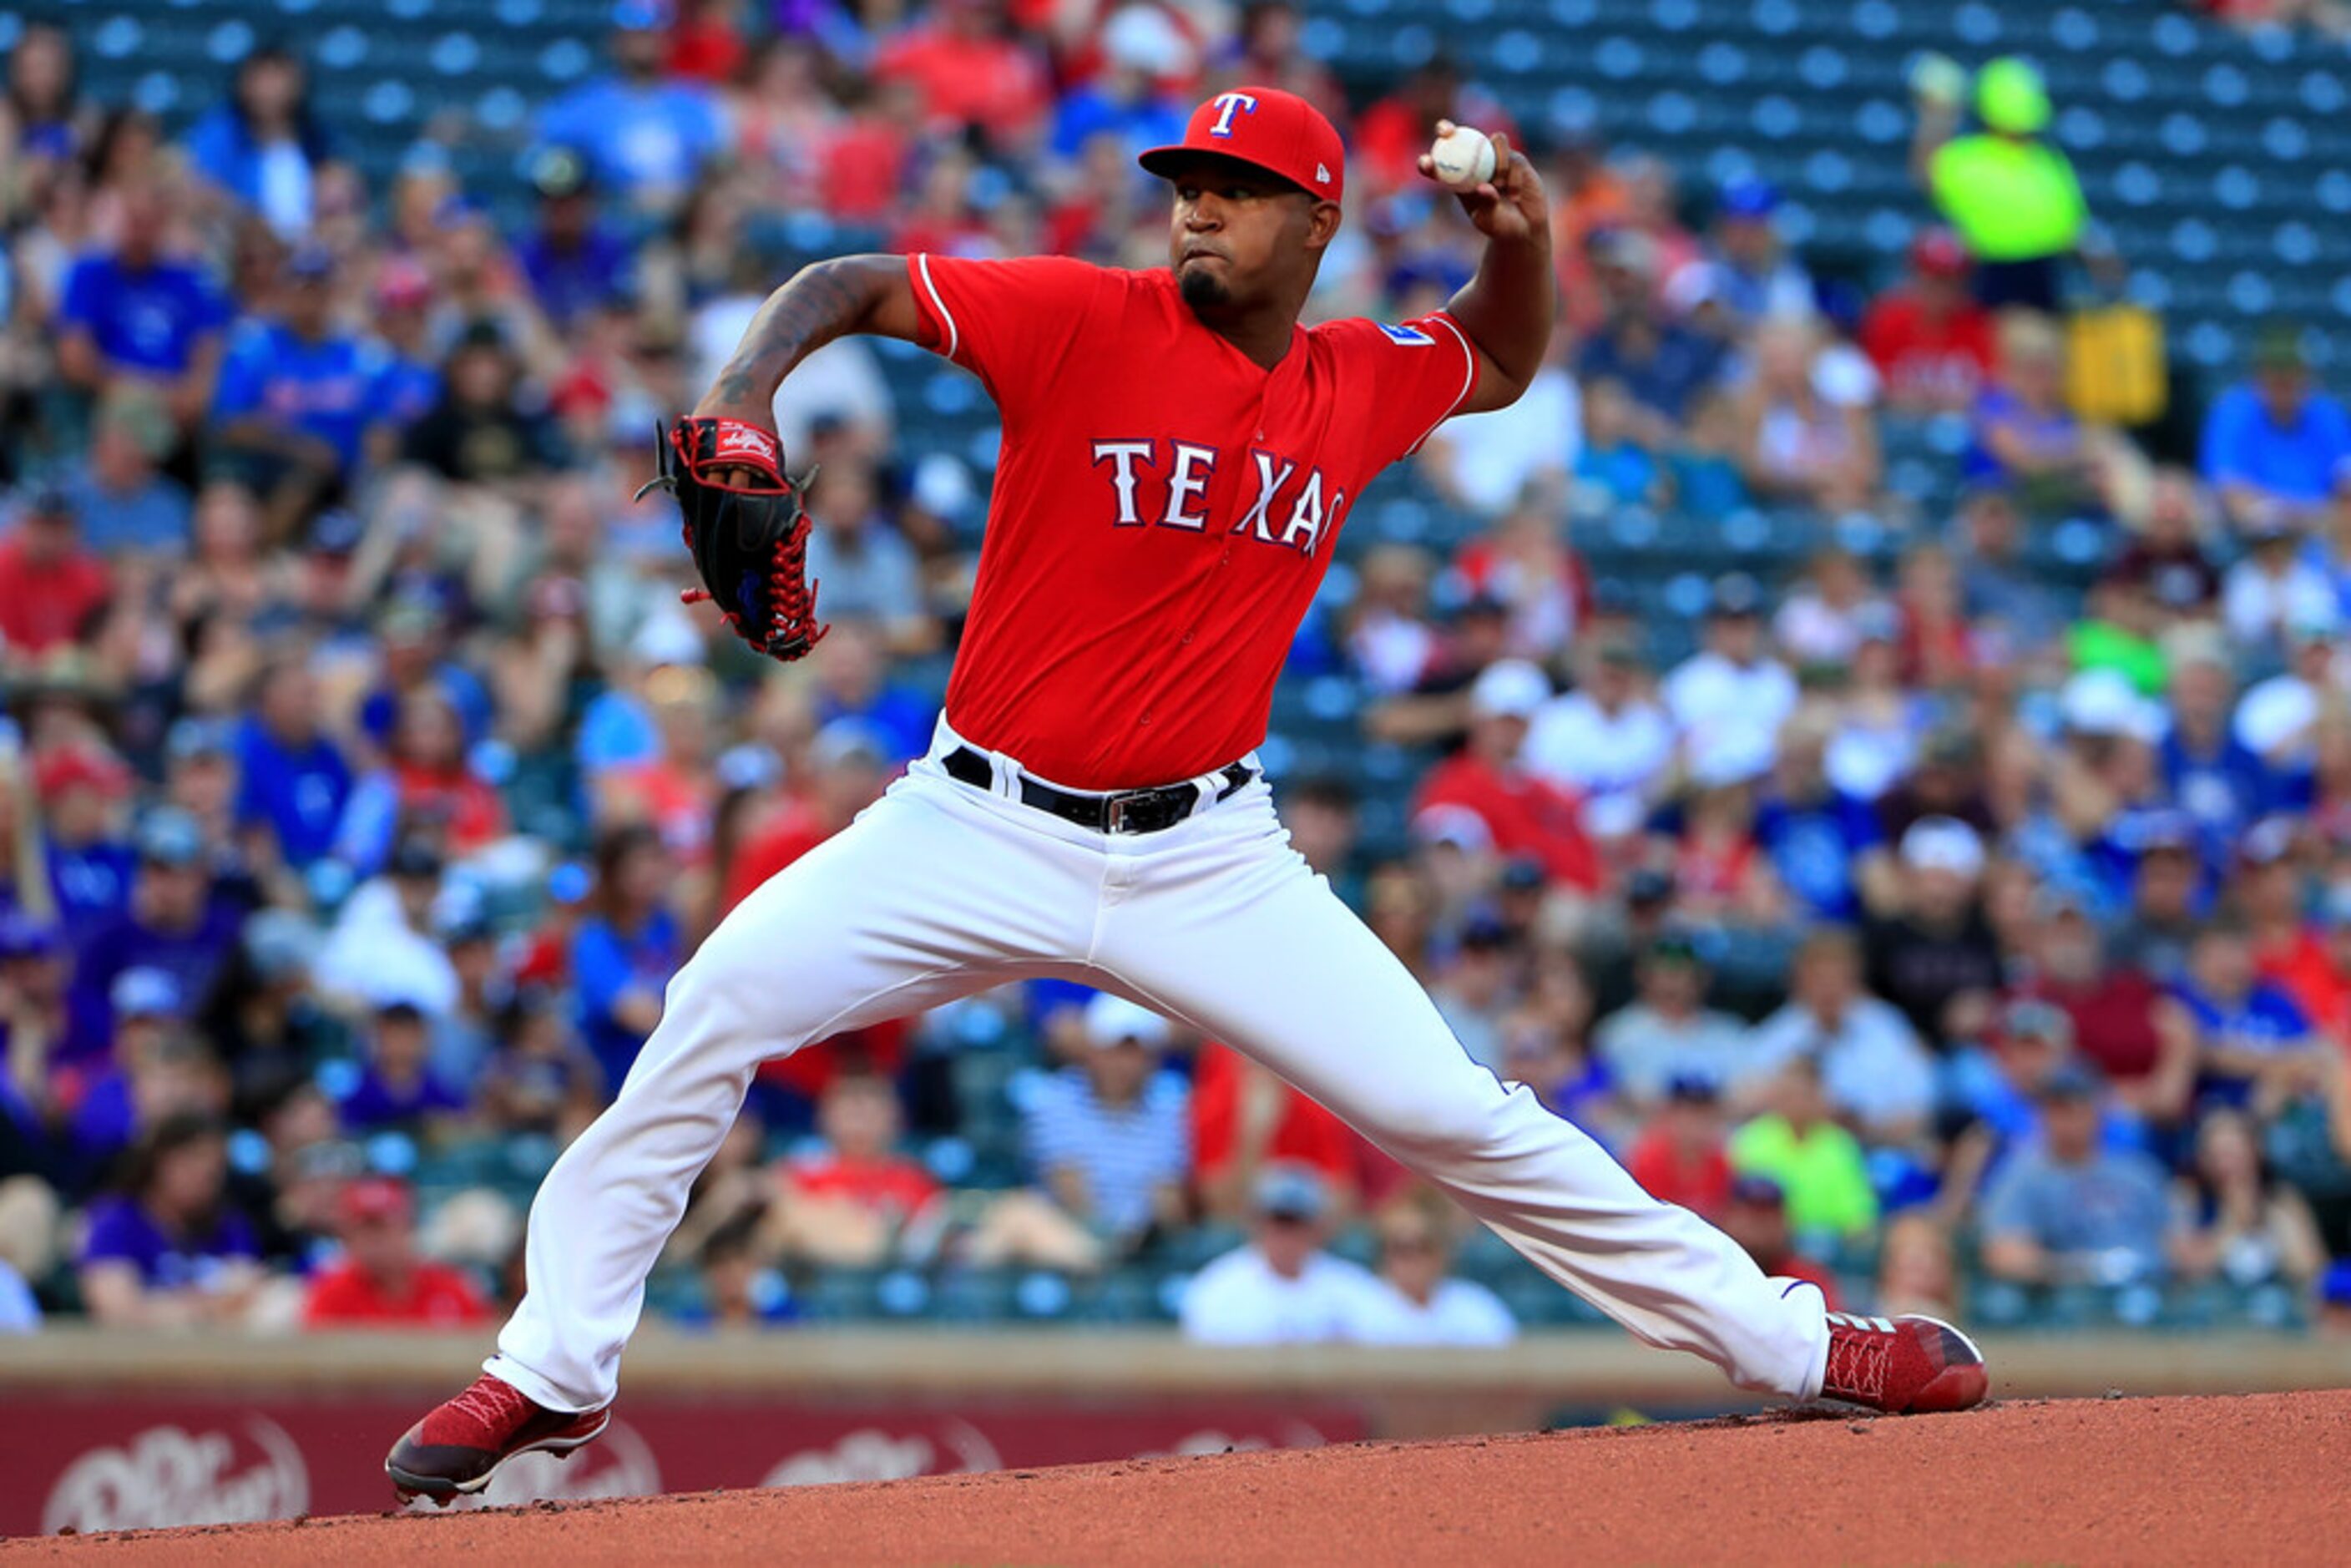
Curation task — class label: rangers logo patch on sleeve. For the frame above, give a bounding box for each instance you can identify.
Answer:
[1377,323,1434,346]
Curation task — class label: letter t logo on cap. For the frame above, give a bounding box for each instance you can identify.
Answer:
[1209,91,1259,137]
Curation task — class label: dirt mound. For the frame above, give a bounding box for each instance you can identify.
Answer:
[8,1389,2347,1565]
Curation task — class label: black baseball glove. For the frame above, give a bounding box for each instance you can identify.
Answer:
[640,416,828,662]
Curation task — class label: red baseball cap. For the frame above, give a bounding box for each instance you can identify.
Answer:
[339,1176,415,1228]
[1140,86,1345,204]
[374,256,432,310]
[1910,227,1969,279]
[35,743,132,805]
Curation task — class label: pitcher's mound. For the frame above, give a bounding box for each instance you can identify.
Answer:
[12,1389,2349,1565]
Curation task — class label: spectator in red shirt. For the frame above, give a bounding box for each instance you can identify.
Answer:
[874,0,1051,145]
[1192,1040,1387,1222]
[2009,888,2196,1124]
[301,1177,490,1328]
[387,689,508,856]
[0,486,112,655]
[1626,1075,1734,1220]
[720,719,894,914]
[602,680,719,872]
[1352,58,1518,196]
[769,1071,941,1267]
[1412,660,1604,892]
[818,78,922,223]
[664,0,746,83]
[2245,846,2350,1046]
[1860,228,1995,414]
[770,1069,1096,1270]
[734,38,843,210]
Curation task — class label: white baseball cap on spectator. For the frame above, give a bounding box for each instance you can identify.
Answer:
[1661,261,1722,316]
[910,452,975,522]
[1410,802,1494,854]
[2060,669,2165,744]
[715,742,786,792]
[1102,4,1195,78]
[110,967,184,1021]
[1899,816,1984,879]
[1812,341,1883,409]
[1469,658,1550,721]
[1082,993,1171,1051]
[631,606,707,669]
[1580,791,1647,841]
[811,719,893,772]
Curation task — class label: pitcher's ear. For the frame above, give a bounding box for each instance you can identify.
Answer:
[1306,198,1343,250]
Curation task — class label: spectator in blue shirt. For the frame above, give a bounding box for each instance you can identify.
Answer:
[338,1001,468,1134]
[1020,994,1191,1255]
[62,389,192,556]
[1752,715,1893,921]
[1575,229,1726,430]
[55,183,228,436]
[534,2,726,220]
[1977,1060,2176,1287]
[515,148,635,332]
[808,622,939,763]
[1964,311,2120,519]
[356,598,495,755]
[361,260,442,469]
[211,245,385,534]
[68,807,243,1068]
[2157,645,2272,857]
[236,662,354,873]
[2201,325,2351,536]
[573,824,683,1095]
[1048,8,1191,164]
[2171,921,2327,1112]
[66,968,199,1181]
[38,742,137,944]
[4,22,86,168]
[184,44,338,238]
[1702,179,1817,328]
[0,912,76,1188]
[76,1113,264,1328]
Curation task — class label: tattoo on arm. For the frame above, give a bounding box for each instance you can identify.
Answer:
[707,255,910,412]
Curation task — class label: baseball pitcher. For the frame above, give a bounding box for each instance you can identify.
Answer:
[388,88,1985,1503]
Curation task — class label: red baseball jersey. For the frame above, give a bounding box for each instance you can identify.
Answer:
[908,254,1480,790]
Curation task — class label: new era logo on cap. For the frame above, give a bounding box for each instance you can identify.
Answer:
[1139,85,1347,205]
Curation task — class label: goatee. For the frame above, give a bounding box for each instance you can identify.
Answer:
[1178,266,1232,308]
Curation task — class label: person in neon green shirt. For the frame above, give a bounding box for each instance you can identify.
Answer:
[1728,1053,1878,1240]
[1910,56,2112,313]
[2067,579,2170,696]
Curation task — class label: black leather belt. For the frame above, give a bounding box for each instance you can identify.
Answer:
[942,746,1254,836]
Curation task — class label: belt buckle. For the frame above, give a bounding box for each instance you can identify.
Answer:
[1105,794,1135,835]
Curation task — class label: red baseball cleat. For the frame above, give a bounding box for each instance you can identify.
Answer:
[1819,1311,1990,1414]
[385,1373,610,1504]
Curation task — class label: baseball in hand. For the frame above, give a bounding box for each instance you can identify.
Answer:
[1428,124,1498,190]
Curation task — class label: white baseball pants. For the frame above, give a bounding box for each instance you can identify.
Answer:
[488,720,1831,1410]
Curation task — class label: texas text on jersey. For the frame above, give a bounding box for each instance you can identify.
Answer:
[909,255,1477,791]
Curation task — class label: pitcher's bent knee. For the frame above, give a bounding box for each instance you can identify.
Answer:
[1351,1072,1517,1162]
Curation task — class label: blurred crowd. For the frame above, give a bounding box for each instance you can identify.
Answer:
[3,0,2351,1346]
